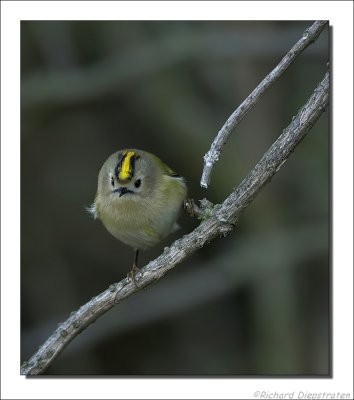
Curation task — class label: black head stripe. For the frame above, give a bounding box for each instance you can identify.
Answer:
[114,152,124,181]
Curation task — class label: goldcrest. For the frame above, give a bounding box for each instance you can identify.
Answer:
[88,149,187,278]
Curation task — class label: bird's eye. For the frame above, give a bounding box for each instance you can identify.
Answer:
[134,179,141,188]
[110,176,114,187]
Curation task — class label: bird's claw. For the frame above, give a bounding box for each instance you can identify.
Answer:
[127,264,141,286]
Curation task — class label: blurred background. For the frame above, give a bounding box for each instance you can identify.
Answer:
[21,21,329,375]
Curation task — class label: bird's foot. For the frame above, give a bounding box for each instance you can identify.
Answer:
[127,264,141,286]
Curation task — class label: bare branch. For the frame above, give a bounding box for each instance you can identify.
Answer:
[21,71,329,375]
[200,20,328,188]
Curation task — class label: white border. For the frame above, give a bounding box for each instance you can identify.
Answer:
[1,1,353,399]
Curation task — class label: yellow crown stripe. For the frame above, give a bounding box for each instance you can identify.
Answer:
[119,151,135,180]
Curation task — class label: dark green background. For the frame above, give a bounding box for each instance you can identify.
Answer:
[21,21,329,375]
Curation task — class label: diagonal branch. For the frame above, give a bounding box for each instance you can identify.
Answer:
[200,20,328,188]
[21,70,329,375]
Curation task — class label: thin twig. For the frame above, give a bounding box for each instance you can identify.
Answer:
[200,20,328,188]
[21,71,329,375]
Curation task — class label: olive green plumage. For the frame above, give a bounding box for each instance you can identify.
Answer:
[89,149,187,253]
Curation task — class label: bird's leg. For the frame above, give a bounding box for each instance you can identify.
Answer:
[127,249,140,284]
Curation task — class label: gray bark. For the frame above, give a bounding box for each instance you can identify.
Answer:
[200,20,328,188]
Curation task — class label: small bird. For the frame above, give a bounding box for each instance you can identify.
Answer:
[88,149,187,280]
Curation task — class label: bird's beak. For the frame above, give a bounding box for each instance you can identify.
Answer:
[113,187,133,197]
